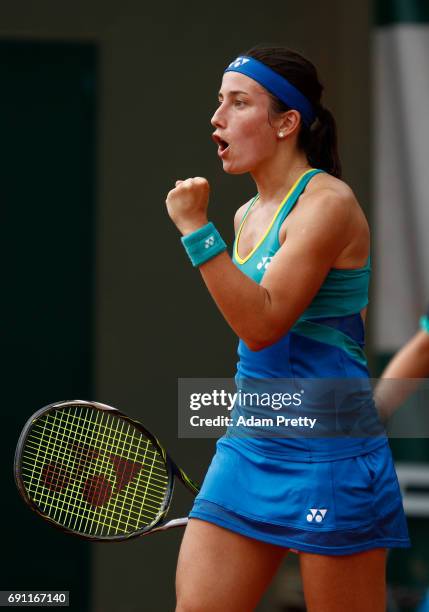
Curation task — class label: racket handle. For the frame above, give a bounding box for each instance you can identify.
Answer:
[150,517,189,533]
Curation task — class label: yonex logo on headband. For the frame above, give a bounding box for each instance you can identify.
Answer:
[225,55,316,127]
[228,57,250,69]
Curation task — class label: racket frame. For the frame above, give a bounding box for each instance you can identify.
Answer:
[14,399,199,542]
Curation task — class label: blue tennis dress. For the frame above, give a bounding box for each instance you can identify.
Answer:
[189,169,410,555]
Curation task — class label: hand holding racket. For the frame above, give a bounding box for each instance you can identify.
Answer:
[14,400,200,541]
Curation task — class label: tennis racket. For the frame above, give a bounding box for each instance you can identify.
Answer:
[14,400,200,541]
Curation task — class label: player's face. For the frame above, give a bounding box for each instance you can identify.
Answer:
[211,72,278,174]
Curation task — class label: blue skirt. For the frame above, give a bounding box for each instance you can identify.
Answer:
[189,437,411,555]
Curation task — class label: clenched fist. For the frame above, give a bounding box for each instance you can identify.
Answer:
[165,177,210,235]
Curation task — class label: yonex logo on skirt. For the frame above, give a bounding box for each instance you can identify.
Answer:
[306,508,328,523]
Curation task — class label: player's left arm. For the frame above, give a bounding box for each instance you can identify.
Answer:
[380,329,429,379]
[255,189,354,346]
[374,325,429,421]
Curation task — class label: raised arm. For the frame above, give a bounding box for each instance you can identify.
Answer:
[166,177,354,351]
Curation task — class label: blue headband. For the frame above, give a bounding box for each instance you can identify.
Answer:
[224,56,316,127]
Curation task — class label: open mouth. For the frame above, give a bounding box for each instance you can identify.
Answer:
[212,134,230,154]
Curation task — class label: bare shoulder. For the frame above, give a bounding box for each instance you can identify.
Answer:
[286,172,369,266]
[301,173,358,217]
[291,172,368,237]
[233,198,254,234]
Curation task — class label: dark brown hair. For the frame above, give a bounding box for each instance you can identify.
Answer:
[245,45,342,178]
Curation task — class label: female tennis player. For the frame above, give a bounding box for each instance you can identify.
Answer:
[166,45,410,612]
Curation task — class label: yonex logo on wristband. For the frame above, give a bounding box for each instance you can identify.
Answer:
[306,508,327,523]
[228,57,250,69]
[181,222,227,267]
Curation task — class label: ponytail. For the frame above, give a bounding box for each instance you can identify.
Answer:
[244,45,342,178]
[299,106,342,178]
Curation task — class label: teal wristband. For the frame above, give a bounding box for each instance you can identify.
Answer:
[420,315,429,334]
[181,222,227,267]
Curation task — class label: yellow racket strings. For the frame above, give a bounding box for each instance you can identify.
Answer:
[21,406,169,537]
